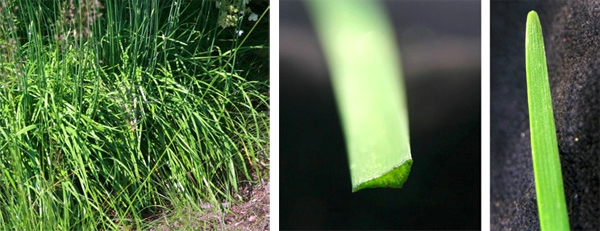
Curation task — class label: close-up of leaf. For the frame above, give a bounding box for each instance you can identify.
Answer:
[305,0,411,192]
[525,10,570,231]
[282,0,480,229]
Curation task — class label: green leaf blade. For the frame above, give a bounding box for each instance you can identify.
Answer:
[525,10,570,231]
[306,0,412,192]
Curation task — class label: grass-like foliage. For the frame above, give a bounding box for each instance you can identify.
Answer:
[306,0,411,192]
[525,10,569,231]
[0,0,269,229]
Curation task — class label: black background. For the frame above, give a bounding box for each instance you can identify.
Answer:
[280,1,481,229]
[491,1,599,230]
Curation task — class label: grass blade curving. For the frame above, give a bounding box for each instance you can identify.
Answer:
[525,10,570,231]
[306,0,412,192]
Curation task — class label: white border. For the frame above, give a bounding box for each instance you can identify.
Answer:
[482,0,491,230]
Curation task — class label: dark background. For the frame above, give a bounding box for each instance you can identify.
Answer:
[281,1,481,229]
[491,1,599,230]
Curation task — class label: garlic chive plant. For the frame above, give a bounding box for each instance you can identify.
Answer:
[0,0,269,229]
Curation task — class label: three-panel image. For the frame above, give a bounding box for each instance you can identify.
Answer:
[0,0,597,230]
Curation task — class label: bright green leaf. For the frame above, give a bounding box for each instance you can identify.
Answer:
[525,10,570,231]
[14,124,37,137]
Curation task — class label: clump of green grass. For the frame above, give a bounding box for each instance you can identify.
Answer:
[0,0,269,230]
[525,10,569,231]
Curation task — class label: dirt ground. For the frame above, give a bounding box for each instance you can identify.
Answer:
[222,178,270,231]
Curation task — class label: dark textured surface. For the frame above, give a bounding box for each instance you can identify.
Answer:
[281,1,481,229]
[491,1,600,230]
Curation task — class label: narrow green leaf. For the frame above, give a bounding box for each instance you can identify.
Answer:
[306,0,412,192]
[525,10,570,231]
[14,124,37,137]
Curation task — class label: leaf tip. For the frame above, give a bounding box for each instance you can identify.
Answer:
[351,158,413,193]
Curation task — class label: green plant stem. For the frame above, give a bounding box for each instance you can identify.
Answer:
[306,0,412,192]
[525,10,570,231]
